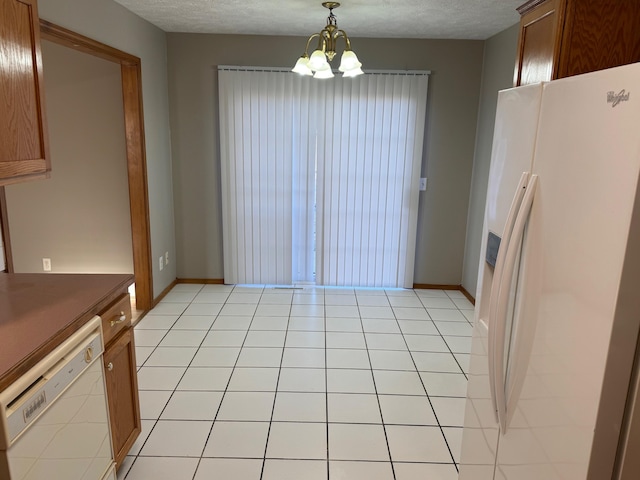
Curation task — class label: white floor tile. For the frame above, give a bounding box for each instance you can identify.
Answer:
[159,330,207,347]
[326,349,371,369]
[393,462,459,480]
[411,352,463,373]
[329,461,394,480]
[171,315,216,331]
[259,293,293,304]
[373,370,426,396]
[292,294,324,305]
[324,294,357,306]
[398,320,439,335]
[200,284,234,293]
[202,421,269,458]
[243,330,286,347]
[286,331,325,348]
[428,309,468,322]
[365,333,408,351]
[183,303,223,316]
[354,288,387,296]
[149,303,189,316]
[194,458,262,480]
[134,329,168,347]
[128,419,156,455]
[420,297,457,309]
[272,392,327,422]
[368,350,415,371]
[191,347,240,367]
[325,305,360,318]
[358,306,395,319]
[434,321,473,337]
[255,304,291,317]
[385,289,417,297]
[145,347,197,367]
[278,368,326,392]
[161,291,198,303]
[216,391,275,421]
[452,297,475,309]
[228,367,280,391]
[137,366,187,390]
[281,348,325,368]
[378,395,437,425]
[232,285,265,293]
[326,332,366,349]
[324,287,354,295]
[192,291,229,304]
[327,369,376,394]
[235,347,283,367]
[136,346,155,366]
[419,372,468,397]
[392,307,430,320]
[227,292,261,304]
[327,393,381,423]
[171,283,205,292]
[455,353,470,373]
[211,316,252,330]
[138,390,172,420]
[385,425,452,462]
[404,334,450,352]
[177,367,233,391]
[201,330,247,347]
[117,455,135,479]
[250,316,289,331]
[431,396,467,426]
[135,315,179,330]
[356,295,390,306]
[362,319,402,334]
[325,317,363,332]
[220,303,257,316]
[125,456,199,480]
[328,424,389,461]
[266,422,327,459]
[160,391,223,420]
[388,296,423,308]
[262,460,327,480]
[140,420,212,456]
[290,304,325,317]
[414,289,448,298]
[287,317,325,331]
[461,309,475,322]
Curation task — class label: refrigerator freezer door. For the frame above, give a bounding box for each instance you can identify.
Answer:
[460,83,544,479]
[495,63,640,480]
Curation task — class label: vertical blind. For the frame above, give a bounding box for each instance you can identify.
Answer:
[218,67,429,287]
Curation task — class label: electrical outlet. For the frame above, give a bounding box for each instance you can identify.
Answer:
[42,258,51,272]
[419,178,427,191]
[159,255,164,271]
[165,251,169,266]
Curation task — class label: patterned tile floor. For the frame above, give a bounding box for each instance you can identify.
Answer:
[118,284,473,480]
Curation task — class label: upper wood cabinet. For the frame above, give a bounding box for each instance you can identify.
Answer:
[514,0,640,86]
[0,0,50,186]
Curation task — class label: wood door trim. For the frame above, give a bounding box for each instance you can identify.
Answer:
[34,21,153,310]
[0,187,14,272]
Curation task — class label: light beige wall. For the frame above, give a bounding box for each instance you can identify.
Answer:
[5,41,133,274]
[167,34,485,284]
[461,24,520,296]
[31,0,175,296]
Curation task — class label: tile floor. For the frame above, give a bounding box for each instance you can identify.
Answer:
[118,284,474,480]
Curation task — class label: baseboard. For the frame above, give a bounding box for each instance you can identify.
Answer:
[152,279,178,307]
[413,283,476,306]
[176,278,225,284]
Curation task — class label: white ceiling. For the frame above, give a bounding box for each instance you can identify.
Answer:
[111,0,522,40]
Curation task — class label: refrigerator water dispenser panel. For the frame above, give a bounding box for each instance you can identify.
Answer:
[486,232,501,268]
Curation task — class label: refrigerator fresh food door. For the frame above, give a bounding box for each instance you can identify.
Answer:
[495,63,640,480]
[459,83,544,479]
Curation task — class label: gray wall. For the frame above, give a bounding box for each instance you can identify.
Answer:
[167,34,485,284]
[35,0,175,296]
[461,24,520,297]
[6,41,133,274]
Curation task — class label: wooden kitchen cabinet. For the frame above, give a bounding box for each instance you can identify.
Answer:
[101,294,141,468]
[514,0,640,86]
[0,0,51,185]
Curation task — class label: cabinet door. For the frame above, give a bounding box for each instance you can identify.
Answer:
[103,327,141,467]
[0,0,50,185]
[514,0,566,86]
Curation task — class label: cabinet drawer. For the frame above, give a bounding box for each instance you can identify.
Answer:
[101,294,131,346]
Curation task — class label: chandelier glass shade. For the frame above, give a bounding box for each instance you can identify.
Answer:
[292,2,363,79]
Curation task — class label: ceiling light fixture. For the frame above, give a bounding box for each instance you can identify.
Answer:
[292,2,364,79]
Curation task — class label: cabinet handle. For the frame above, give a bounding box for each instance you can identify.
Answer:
[110,311,127,327]
[107,362,114,371]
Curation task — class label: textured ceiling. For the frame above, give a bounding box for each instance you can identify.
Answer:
[111,0,522,40]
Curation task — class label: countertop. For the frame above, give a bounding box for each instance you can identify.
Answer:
[0,273,134,391]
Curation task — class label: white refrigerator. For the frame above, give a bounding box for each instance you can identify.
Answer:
[459,62,640,480]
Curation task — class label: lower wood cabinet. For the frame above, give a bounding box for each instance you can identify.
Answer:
[102,295,141,468]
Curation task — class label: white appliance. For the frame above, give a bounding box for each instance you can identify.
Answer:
[459,62,640,480]
[0,316,115,480]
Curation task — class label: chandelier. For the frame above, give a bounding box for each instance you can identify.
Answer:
[292,2,364,79]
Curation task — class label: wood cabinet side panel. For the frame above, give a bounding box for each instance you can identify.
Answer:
[558,0,640,78]
[0,0,50,183]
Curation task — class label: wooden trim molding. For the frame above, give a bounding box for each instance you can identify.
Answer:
[37,21,153,311]
[0,187,14,273]
[459,285,476,306]
[152,279,178,307]
[177,278,225,285]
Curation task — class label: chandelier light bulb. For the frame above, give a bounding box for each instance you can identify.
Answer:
[313,67,335,79]
[308,49,330,71]
[338,50,362,72]
[342,66,364,78]
[292,56,314,76]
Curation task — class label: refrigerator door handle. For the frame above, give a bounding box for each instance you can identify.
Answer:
[487,171,530,422]
[493,174,538,433]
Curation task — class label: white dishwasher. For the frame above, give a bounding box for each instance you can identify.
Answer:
[0,316,115,480]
